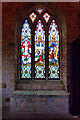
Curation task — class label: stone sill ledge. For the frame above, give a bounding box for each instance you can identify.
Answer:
[10,90,70,97]
[18,80,62,84]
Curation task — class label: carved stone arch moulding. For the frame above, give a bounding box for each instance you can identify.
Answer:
[15,3,67,90]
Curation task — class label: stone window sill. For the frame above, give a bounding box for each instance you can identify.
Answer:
[10,90,70,97]
[16,80,64,90]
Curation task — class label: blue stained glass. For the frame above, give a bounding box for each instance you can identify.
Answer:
[35,20,45,78]
[48,20,59,79]
[21,20,31,78]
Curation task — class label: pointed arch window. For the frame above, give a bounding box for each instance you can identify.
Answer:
[35,20,45,79]
[21,20,32,79]
[20,8,60,80]
[49,20,59,79]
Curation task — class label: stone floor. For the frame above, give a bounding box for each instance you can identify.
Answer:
[2,107,80,120]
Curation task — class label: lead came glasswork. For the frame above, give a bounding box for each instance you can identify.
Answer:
[43,12,50,23]
[36,8,44,14]
[35,20,45,78]
[29,12,37,23]
[49,20,59,79]
[21,20,31,78]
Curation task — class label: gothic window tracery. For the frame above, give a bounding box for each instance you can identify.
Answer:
[20,8,60,80]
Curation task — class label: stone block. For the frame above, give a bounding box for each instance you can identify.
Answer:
[10,93,69,113]
[54,98,61,103]
[26,98,32,102]
[2,83,6,88]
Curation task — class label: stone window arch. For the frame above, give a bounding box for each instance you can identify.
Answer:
[15,3,67,90]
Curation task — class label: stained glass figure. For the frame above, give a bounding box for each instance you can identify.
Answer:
[29,12,37,23]
[36,8,44,14]
[43,12,50,23]
[48,19,59,79]
[35,20,45,78]
[21,20,31,78]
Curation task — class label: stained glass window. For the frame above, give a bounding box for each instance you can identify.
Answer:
[20,9,60,80]
[21,20,31,78]
[35,20,45,78]
[48,20,59,79]
[43,12,50,23]
[36,8,44,14]
[29,12,37,23]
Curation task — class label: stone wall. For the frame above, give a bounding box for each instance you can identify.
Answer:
[2,2,80,111]
[10,94,69,113]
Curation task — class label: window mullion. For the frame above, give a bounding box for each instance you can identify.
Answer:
[45,27,48,80]
[32,29,35,80]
